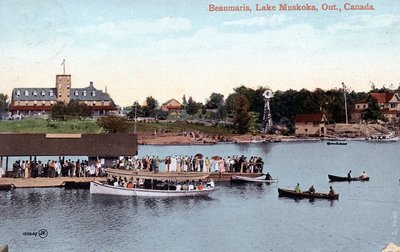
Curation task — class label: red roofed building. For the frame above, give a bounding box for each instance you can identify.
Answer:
[351,93,400,123]
[295,113,327,136]
[160,99,182,114]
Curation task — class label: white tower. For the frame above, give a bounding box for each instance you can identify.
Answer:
[262,88,273,133]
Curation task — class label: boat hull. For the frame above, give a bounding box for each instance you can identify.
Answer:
[328,174,369,182]
[90,181,218,197]
[278,188,339,200]
[231,175,278,183]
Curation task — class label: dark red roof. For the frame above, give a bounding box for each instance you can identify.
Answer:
[295,113,325,123]
[369,93,394,103]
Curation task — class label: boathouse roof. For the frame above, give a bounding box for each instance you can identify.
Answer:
[0,133,137,157]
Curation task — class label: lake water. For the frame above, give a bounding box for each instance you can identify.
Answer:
[1,141,399,251]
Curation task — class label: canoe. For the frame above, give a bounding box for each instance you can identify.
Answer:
[327,141,347,145]
[328,174,370,182]
[231,175,278,183]
[90,181,219,197]
[278,188,339,200]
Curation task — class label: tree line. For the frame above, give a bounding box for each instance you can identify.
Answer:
[0,84,396,134]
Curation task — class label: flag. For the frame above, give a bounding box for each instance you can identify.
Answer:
[61,59,65,66]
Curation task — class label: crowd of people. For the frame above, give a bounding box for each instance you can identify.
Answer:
[9,159,107,178]
[113,155,265,174]
[1,154,266,179]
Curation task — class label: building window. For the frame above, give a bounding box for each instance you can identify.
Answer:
[33,90,37,96]
[34,100,37,105]
[24,90,29,96]
[391,103,396,108]
[85,101,88,104]
[67,84,70,89]
[75,90,79,96]
[356,105,360,109]
[49,90,54,96]
[363,105,366,108]
[42,101,45,105]
[92,90,96,97]
[41,90,46,96]
[83,90,86,97]
[93,101,96,105]
[50,100,54,105]
[25,101,28,105]
[59,92,62,98]
[16,89,21,97]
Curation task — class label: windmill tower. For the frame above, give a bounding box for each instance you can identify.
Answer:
[262,88,273,133]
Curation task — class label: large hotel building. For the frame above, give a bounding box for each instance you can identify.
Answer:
[8,74,117,117]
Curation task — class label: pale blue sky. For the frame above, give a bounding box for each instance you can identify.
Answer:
[0,0,399,106]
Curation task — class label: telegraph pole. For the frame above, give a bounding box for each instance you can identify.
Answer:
[342,82,348,124]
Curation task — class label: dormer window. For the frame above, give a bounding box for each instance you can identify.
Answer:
[41,90,46,96]
[75,90,79,96]
[83,90,87,97]
[92,90,96,97]
[24,90,29,96]
[16,89,21,96]
[49,90,54,96]
[33,90,37,96]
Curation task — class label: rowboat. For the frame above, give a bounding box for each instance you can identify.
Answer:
[278,188,339,200]
[231,175,278,183]
[328,174,370,182]
[90,181,219,197]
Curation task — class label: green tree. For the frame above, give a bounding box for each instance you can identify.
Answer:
[142,96,159,117]
[233,95,250,134]
[205,93,224,109]
[51,101,67,120]
[51,100,92,120]
[0,93,8,112]
[97,115,130,133]
[182,95,187,110]
[363,97,385,122]
[127,101,143,119]
[186,96,201,115]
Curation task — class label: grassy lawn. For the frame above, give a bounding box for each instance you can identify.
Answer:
[0,118,102,133]
[0,118,233,135]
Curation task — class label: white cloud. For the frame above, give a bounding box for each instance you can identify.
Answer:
[328,14,400,31]
[222,15,288,27]
[74,17,191,36]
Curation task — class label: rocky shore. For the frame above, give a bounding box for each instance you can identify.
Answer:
[138,123,399,145]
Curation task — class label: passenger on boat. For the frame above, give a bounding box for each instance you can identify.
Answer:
[176,182,182,191]
[181,182,189,190]
[294,183,301,193]
[347,170,352,179]
[359,171,368,179]
[328,186,335,196]
[265,172,273,180]
[206,180,215,188]
[197,183,204,190]
[307,185,315,194]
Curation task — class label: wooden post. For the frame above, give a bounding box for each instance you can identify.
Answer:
[5,156,9,177]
